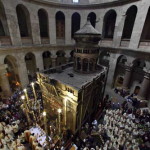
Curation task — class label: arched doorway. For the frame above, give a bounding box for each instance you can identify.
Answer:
[103,10,117,39]
[87,12,96,28]
[56,50,66,66]
[4,55,20,91]
[122,6,137,39]
[43,51,52,69]
[25,53,37,81]
[71,12,81,38]
[56,11,65,40]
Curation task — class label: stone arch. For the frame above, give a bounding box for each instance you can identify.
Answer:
[141,7,150,40]
[56,50,66,66]
[42,51,52,69]
[25,52,37,81]
[87,12,96,28]
[16,4,31,37]
[102,9,117,38]
[0,1,9,36]
[38,9,49,38]
[4,55,20,91]
[113,55,127,88]
[55,11,65,39]
[122,5,137,39]
[71,12,81,38]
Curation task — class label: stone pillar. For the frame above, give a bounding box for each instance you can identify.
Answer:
[72,103,77,133]
[65,13,72,45]
[138,73,150,100]
[123,66,132,90]
[3,2,21,46]
[49,12,56,45]
[129,5,149,49]
[80,13,87,28]
[51,57,56,67]
[0,64,11,96]
[30,11,41,45]
[17,59,29,88]
[35,53,44,71]
[113,14,126,47]
[66,57,70,64]
[105,53,117,89]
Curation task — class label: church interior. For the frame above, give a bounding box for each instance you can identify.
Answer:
[0,0,150,149]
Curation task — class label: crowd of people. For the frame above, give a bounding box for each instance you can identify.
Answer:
[114,87,148,108]
[0,82,150,150]
[0,89,29,149]
[70,99,150,150]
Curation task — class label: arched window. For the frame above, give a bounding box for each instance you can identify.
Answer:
[103,10,117,38]
[71,12,80,38]
[0,20,5,36]
[0,1,9,36]
[141,7,150,40]
[122,6,137,39]
[56,11,65,39]
[16,5,31,37]
[38,9,49,37]
[87,12,96,28]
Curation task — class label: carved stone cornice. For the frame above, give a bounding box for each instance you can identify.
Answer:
[25,0,140,9]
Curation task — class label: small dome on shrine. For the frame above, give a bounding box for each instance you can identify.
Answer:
[74,18,101,44]
[75,18,101,35]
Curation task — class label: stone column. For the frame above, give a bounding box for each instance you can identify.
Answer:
[17,59,29,88]
[65,13,72,45]
[80,13,87,28]
[105,53,116,89]
[72,103,78,133]
[113,14,126,47]
[129,5,149,49]
[51,57,57,67]
[0,64,11,96]
[49,12,56,45]
[138,72,150,100]
[35,53,44,71]
[123,66,132,90]
[3,2,21,46]
[30,11,41,45]
[66,57,70,64]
